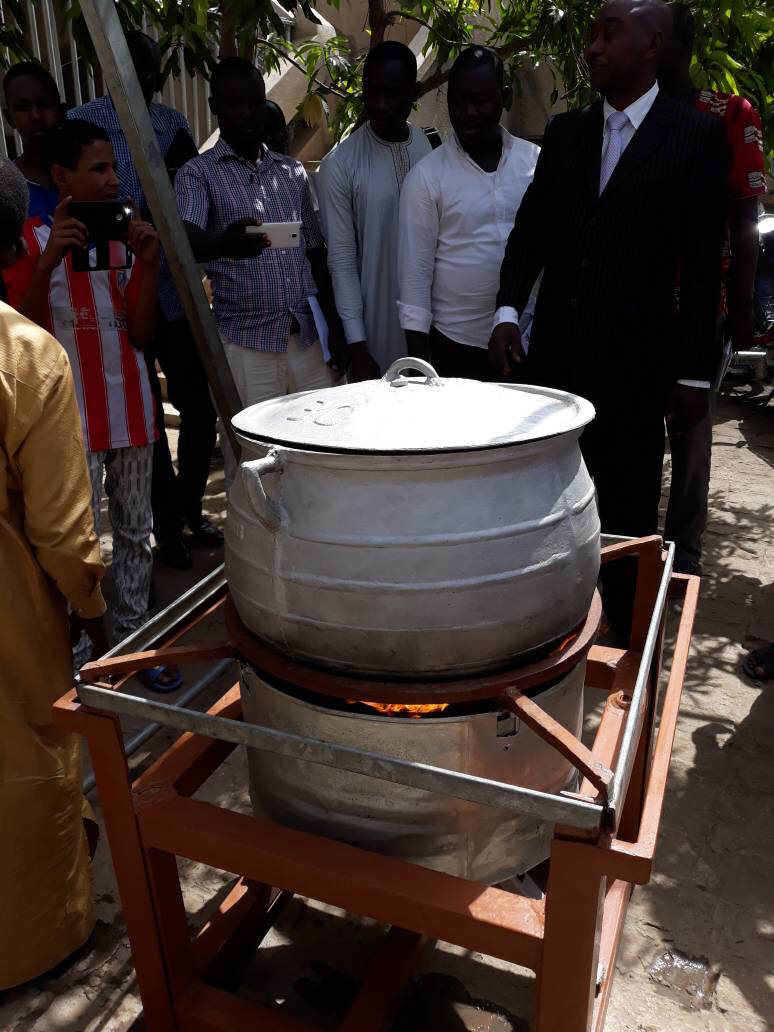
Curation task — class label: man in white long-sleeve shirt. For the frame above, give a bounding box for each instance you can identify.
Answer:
[398,47,538,380]
[317,42,431,380]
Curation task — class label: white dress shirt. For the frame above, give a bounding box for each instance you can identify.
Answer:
[493,82,709,388]
[398,128,540,350]
[601,80,659,164]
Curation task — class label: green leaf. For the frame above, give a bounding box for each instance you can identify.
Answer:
[300,92,325,128]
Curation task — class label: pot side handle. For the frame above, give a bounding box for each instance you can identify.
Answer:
[239,448,287,532]
[383,357,441,386]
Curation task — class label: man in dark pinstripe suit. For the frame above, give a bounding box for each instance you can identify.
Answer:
[489,0,727,634]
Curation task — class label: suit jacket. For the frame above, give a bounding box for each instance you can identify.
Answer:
[496,91,728,411]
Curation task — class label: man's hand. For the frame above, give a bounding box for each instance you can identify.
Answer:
[488,322,524,378]
[349,341,380,382]
[40,196,87,273]
[128,218,160,266]
[69,613,110,658]
[326,325,350,377]
[220,218,271,260]
[666,383,710,437]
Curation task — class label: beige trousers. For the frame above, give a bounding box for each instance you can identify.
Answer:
[222,333,337,485]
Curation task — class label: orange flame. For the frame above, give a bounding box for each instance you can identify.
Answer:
[549,630,579,656]
[348,700,450,718]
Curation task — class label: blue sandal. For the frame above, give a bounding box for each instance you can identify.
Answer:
[138,665,184,694]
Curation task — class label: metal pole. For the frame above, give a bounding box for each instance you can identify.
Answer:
[606,541,674,824]
[81,657,234,794]
[41,0,64,95]
[25,0,41,61]
[77,681,604,830]
[67,20,83,107]
[76,0,243,457]
[84,563,227,663]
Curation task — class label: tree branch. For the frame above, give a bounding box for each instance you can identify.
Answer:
[417,61,450,96]
[415,26,547,98]
[383,10,459,46]
[255,37,351,100]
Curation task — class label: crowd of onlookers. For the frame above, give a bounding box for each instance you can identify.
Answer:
[0,0,768,995]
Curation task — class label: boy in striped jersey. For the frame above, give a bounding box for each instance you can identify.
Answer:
[4,119,176,688]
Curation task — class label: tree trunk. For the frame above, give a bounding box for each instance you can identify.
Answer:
[219,0,238,58]
[367,0,390,48]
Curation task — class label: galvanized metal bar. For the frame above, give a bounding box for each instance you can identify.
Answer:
[76,682,604,829]
[86,564,226,664]
[178,48,188,122]
[41,0,64,95]
[205,93,213,138]
[67,20,83,107]
[191,66,200,145]
[76,0,243,456]
[25,0,41,60]
[81,657,234,794]
[606,541,674,825]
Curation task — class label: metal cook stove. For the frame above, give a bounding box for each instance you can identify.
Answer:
[53,534,698,1032]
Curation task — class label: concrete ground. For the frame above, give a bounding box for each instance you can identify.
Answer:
[1,390,774,1031]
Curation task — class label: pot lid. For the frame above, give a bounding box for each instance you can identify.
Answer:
[231,357,595,453]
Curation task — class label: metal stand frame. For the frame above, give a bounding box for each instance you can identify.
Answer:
[53,538,699,1032]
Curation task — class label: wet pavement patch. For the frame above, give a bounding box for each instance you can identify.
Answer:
[647,948,720,1009]
[392,973,529,1031]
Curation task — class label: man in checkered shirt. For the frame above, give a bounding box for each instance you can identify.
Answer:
[175,57,347,483]
[660,3,766,576]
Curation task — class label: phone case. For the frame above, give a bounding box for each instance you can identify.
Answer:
[262,222,301,249]
[69,202,133,271]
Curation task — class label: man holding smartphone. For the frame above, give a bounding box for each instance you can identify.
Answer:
[175,57,347,483]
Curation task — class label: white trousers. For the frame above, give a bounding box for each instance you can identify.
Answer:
[222,333,337,485]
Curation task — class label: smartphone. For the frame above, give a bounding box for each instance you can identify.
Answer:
[247,221,301,248]
[69,201,133,271]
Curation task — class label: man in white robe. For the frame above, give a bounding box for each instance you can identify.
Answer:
[317,41,431,379]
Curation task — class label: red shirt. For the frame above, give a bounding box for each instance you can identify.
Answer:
[694,90,766,317]
[5,217,157,453]
[694,89,766,201]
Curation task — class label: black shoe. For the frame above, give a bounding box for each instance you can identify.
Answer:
[186,516,224,548]
[156,538,193,570]
[673,558,702,576]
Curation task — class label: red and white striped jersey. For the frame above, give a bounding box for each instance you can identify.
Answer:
[5,216,157,453]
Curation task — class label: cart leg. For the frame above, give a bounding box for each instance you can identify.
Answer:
[86,712,178,1031]
[534,838,605,1032]
[144,846,197,1001]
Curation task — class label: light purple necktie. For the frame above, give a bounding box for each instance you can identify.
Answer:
[599,110,629,194]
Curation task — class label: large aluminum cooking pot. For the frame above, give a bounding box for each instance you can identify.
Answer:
[226,358,599,677]
[241,661,585,883]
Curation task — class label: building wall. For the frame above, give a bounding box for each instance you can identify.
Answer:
[507,60,568,142]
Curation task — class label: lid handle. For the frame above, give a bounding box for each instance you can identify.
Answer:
[383,357,441,387]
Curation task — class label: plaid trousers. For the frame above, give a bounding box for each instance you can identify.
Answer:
[87,445,153,644]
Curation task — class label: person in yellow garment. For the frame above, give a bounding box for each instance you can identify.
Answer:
[0,156,107,989]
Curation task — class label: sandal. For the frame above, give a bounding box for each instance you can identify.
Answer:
[741,643,774,682]
[137,665,183,694]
